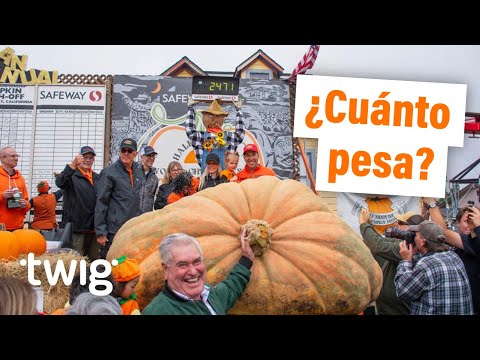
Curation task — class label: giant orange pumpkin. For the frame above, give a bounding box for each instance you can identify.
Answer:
[0,230,20,260]
[13,229,47,256]
[107,176,382,314]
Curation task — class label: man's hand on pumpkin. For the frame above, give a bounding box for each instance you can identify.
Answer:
[241,227,255,261]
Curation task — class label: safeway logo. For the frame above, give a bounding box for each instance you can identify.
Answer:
[89,90,102,101]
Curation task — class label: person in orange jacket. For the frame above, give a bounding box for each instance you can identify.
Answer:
[29,180,63,231]
[0,147,31,231]
[236,144,276,183]
[112,255,141,315]
[167,171,199,205]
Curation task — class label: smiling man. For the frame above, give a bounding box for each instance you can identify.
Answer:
[142,229,254,315]
[56,146,99,261]
[95,138,143,259]
[236,144,276,183]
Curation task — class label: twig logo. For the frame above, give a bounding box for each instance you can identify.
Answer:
[20,253,119,296]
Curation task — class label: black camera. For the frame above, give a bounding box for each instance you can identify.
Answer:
[385,227,416,249]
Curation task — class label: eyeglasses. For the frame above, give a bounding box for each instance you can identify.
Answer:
[83,156,95,161]
[144,154,156,159]
[5,154,20,158]
[121,148,134,154]
[171,168,183,173]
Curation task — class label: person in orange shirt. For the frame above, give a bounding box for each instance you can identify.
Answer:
[220,151,240,183]
[29,180,63,231]
[112,255,141,315]
[236,144,276,183]
[167,171,199,205]
[0,146,31,231]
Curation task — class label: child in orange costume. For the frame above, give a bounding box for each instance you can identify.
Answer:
[220,151,239,182]
[112,255,141,315]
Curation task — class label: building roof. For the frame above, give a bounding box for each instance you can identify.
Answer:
[234,49,284,78]
[160,56,207,77]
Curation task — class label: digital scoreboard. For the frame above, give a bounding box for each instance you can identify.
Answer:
[191,76,239,101]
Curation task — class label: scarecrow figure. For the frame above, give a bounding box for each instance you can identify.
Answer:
[185,97,245,173]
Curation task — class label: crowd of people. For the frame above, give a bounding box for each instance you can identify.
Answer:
[0,98,276,315]
[358,198,480,315]
[2,96,478,316]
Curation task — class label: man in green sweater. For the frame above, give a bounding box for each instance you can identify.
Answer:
[359,208,424,315]
[142,229,254,315]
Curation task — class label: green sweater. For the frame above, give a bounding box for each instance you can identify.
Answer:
[360,223,410,315]
[142,259,251,315]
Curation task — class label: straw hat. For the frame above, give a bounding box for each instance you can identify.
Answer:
[200,99,229,116]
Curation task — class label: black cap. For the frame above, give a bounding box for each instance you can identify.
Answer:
[120,138,137,151]
[205,153,220,164]
[80,146,96,156]
[140,146,158,156]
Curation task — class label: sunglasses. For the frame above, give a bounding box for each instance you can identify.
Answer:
[121,148,134,154]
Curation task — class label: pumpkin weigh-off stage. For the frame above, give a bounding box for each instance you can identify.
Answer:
[107,176,382,315]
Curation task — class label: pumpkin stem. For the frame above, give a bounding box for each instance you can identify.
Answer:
[242,220,273,257]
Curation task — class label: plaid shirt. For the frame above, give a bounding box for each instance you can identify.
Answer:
[185,106,245,168]
[395,251,474,315]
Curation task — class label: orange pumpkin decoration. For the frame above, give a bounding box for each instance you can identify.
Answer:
[13,229,47,256]
[0,230,21,260]
[365,196,395,234]
[107,176,382,315]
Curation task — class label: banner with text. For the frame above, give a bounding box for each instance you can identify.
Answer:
[293,75,467,197]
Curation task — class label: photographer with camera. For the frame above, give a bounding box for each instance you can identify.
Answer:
[359,209,424,315]
[423,197,480,314]
[394,220,473,315]
[0,146,31,231]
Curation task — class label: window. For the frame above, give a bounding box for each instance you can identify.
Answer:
[246,69,272,80]
[299,149,316,189]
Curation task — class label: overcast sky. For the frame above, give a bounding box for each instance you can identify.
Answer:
[2,45,478,100]
[3,45,480,111]
[1,45,310,75]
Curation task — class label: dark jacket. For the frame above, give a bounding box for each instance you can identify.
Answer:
[360,222,411,315]
[153,182,174,210]
[55,165,98,233]
[142,257,252,315]
[139,166,159,214]
[94,160,143,237]
[457,226,480,314]
[198,174,226,191]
